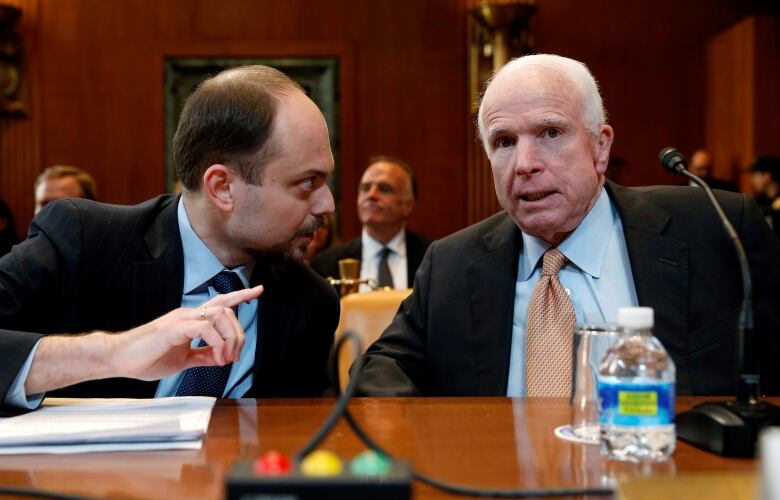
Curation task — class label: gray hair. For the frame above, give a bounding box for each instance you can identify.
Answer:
[477,54,607,149]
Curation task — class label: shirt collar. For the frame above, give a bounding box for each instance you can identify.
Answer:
[177,198,252,294]
[362,227,407,258]
[519,187,614,281]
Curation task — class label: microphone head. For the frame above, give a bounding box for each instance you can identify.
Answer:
[659,147,687,174]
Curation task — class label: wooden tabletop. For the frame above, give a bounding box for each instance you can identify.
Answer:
[0,397,763,499]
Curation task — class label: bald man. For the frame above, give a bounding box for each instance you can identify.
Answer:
[357,54,780,398]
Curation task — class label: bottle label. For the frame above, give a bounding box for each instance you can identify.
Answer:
[598,380,675,426]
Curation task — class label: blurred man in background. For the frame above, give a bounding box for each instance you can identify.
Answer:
[312,156,430,291]
[748,155,780,238]
[688,149,737,192]
[34,165,97,214]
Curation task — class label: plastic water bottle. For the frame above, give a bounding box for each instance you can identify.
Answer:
[597,307,676,461]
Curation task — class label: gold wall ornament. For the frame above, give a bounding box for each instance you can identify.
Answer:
[0,5,23,115]
[466,0,537,224]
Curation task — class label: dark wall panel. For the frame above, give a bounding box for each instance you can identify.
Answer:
[32,0,468,240]
[2,0,767,243]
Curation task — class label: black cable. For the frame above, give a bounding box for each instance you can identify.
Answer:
[312,330,615,498]
[0,486,94,500]
[342,408,612,498]
[294,331,365,461]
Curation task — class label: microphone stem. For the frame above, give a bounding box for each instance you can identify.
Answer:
[682,171,758,404]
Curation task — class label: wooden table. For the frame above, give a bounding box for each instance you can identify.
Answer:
[0,397,762,499]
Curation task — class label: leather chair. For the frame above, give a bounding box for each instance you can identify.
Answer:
[334,289,412,391]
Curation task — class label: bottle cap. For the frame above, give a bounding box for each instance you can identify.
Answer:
[617,307,654,328]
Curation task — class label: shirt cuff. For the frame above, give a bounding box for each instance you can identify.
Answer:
[3,340,45,410]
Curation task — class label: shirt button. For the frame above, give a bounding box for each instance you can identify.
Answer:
[565,288,571,296]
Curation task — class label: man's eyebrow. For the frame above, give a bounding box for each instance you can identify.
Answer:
[297,168,330,178]
[537,114,569,128]
[486,127,509,142]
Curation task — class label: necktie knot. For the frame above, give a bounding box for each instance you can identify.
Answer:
[541,248,567,276]
[212,271,245,294]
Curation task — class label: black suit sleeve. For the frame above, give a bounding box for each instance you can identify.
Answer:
[0,201,85,404]
[355,243,438,396]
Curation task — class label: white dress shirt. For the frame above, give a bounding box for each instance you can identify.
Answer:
[359,228,409,291]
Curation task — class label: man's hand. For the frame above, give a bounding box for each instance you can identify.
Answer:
[24,285,264,395]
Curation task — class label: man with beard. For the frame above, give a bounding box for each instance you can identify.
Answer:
[0,65,339,413]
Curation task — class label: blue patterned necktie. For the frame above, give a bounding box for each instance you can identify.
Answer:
[175,271,245,397]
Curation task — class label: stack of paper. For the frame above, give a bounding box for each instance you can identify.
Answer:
[0,397,215,454]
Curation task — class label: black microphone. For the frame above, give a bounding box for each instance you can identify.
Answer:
[659,146,780,457]
[658,147,687,174]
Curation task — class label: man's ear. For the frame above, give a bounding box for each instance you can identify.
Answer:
[402,198,415,219]
[202,164,235,212]
[594,124,614,175]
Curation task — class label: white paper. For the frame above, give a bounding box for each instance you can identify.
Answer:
[0,396,215,454]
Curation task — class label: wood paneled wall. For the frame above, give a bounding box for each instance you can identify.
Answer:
[0,0,40,243]
[706,15,780,192]
[3,0,469,241]
[531,0,756,188]
[1,0,775,243]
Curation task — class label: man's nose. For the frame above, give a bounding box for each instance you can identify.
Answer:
[314,184,336,215]
[365,184,381,199]
[513,140,544,177]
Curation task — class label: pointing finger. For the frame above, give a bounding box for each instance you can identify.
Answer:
[205,285,264,309]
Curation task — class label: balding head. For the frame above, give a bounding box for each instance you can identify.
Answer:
[173,65,303,190]
[689,149,712,178]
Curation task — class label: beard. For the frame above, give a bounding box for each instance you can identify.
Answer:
[249,216,324,265]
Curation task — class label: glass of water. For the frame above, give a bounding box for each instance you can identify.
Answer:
[570,324,620,443]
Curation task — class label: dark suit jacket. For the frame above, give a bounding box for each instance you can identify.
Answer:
[357,182,780,396]
[310,230,431,287]
[0,195,339,408]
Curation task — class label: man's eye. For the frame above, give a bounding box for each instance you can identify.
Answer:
[300,177,315,191]
[495,137,514,149]
[543,128,562,139]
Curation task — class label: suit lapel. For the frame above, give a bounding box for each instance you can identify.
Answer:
[252,262,296,396]
[133,198,184,326]
[346,239,362,260]
[404,231,427,286]
[467,215,522,395]
[607,182,692,393]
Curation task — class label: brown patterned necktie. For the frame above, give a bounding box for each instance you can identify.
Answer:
[526,247,576,397]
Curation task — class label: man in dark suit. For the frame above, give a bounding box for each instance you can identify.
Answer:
[357,54,780,397]
[312,156,430,290]
[0,65,339,413]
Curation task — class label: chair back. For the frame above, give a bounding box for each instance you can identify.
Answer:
[335,289,412,391]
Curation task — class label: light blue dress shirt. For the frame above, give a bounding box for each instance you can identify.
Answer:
[155,199,258,398]
[506,187,639,397]
[4,198,259,409]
